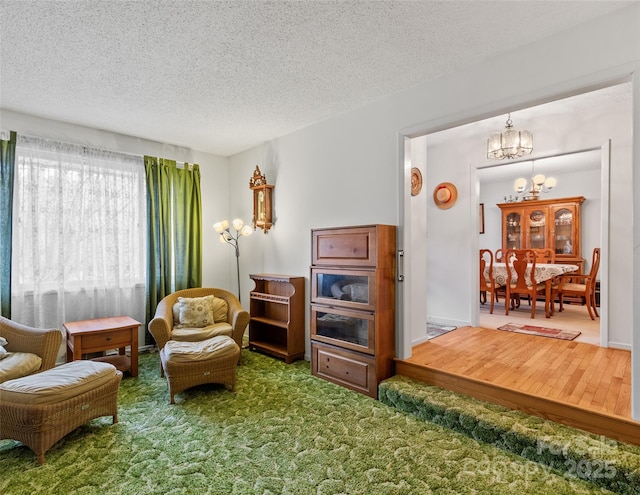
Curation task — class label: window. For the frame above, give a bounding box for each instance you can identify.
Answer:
[11,135,146,341]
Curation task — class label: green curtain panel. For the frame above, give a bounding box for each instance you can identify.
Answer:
[145,156,172,332]
[171,163,202,289]
[145,156,202,343]
[0,131,16,318]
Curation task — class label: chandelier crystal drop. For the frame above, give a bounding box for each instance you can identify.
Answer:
[487,113,533,160]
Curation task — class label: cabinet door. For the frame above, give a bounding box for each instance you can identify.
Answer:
[310,305,375,355]
[311,226,378,267]
[551,205,579,259]
[525,208,547,250]
[311,267,376,311]
[504,210,523,250]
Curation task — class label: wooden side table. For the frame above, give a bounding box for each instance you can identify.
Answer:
[65,316,140,377]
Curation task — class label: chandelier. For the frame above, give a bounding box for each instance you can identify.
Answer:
[487,113,533,160]
[512,162,557,201]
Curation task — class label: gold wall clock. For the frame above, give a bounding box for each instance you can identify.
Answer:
[249,165,274,233]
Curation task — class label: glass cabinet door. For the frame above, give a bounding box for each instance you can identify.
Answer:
[311,268,376,311]
[505,212,522,250]
[553,207,575,256]
[310,305,375,354]
[527,209,547,249]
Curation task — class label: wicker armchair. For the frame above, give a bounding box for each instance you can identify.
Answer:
[148,288,250,359]
[0,316,63,381]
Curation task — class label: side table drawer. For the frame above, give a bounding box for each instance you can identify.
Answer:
[311,342,377,398]
[82,329,131,349]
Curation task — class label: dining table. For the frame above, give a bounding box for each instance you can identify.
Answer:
[486,262,578,318]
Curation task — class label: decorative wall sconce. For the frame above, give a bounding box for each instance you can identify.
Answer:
[249,165,274,233]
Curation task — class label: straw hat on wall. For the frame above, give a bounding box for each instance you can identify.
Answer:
[433,182,458,209]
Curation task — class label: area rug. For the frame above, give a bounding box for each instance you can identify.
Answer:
[426,322,457,339]
[497,322,581,340]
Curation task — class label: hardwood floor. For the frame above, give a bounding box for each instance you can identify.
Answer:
[395,326,638,445]
[479,294,601,345]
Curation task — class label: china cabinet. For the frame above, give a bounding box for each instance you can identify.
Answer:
[310,225,396,398]
[498,196,585,270]
[249,274,304,363]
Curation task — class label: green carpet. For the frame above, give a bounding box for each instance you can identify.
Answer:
[0,351,626,494]
[380,375,640,495]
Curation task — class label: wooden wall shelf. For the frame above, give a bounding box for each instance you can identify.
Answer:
[249,273,305,363]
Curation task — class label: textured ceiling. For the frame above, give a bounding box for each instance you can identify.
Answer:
[0,0,633,156]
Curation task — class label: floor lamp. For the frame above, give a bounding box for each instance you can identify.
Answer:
[213,219,252,303]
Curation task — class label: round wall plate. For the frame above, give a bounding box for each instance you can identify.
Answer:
[411,167,422,196]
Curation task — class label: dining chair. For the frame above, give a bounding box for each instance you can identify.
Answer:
[526,248,556,263]
[523,248,556,306]
[552,247,601,319]
[493,249,509,305]
[479,249,496,314]
[504,249,546,318]
[494,249,504,262]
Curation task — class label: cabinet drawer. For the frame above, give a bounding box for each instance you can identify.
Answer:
[312,342,377,397]
[312,226,379,266]
[82,329,131,350]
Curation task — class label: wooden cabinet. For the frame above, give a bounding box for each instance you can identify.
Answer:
[498,196,585,270]
[310,225,396,398]
[249,274,305,363]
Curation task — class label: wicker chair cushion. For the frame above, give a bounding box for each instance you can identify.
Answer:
[0,360,117,405]
[0,352,42,384]
[164,335,238,363]
[173,295,229,327]
[0,336,7,359]
[171,322,233,342]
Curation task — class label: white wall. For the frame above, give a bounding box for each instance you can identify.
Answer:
[408,136,428,345]
[226,5,639,414]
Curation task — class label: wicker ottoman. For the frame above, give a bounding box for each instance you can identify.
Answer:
[160,335,240,404]
[0,360,122,464]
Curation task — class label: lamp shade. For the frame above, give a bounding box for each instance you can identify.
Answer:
[514,177,528,193]
[533,174,546,186]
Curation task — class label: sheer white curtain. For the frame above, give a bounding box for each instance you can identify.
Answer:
[11,136,146,361]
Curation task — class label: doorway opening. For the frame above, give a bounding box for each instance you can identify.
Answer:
[404,80,632,352]
[477,148,603,346]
